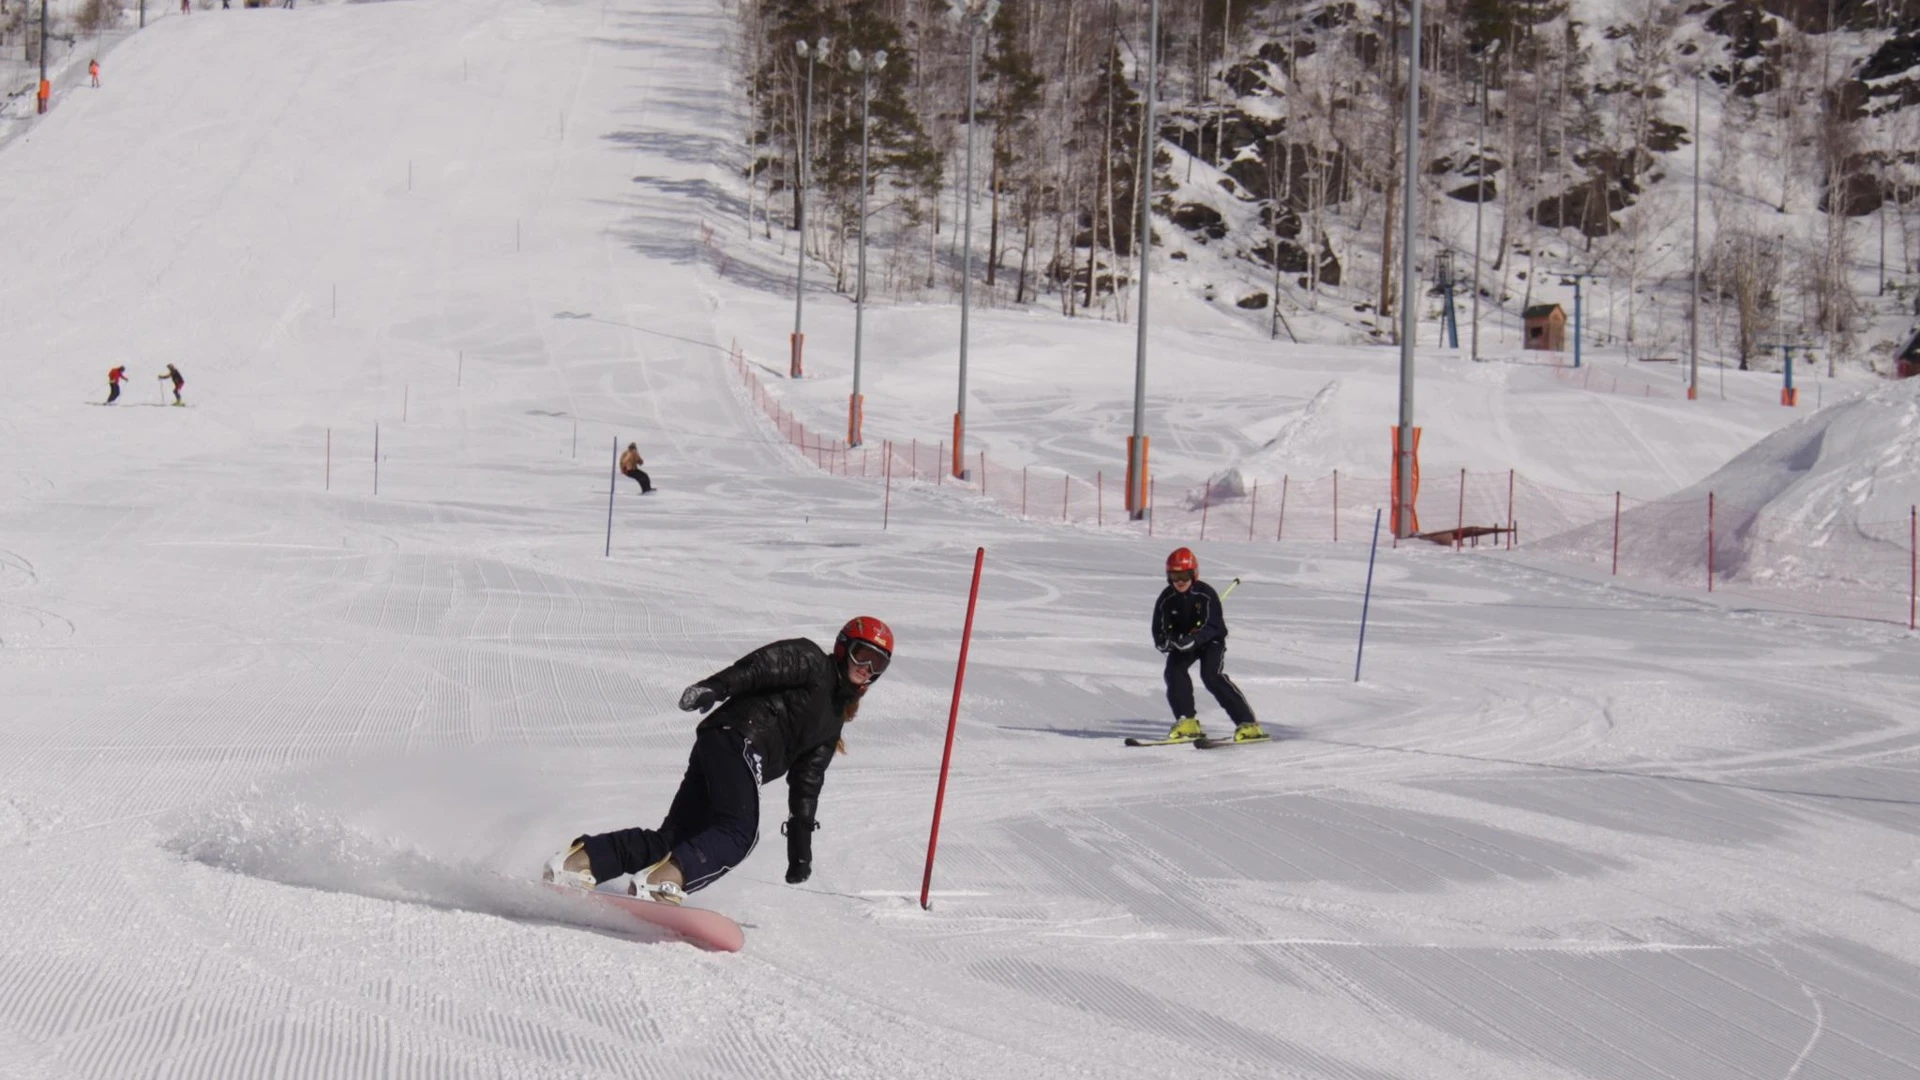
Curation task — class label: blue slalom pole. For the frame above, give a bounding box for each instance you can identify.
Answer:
[605,436,618,557]
[1355,508,1383,682]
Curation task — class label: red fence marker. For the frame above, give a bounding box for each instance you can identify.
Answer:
[921,546,987,911]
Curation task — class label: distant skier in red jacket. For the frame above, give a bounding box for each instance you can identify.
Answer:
[105,365,128,404]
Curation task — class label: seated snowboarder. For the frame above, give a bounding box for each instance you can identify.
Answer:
[545,617,895,903]
[1153,547,1265,744]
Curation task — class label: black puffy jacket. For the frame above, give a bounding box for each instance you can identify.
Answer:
[694,638,856,820]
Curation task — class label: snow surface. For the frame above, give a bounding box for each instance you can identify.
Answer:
[2,1,1918,1078]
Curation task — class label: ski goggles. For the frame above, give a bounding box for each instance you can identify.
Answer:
[847,640,892,677]
[1166,570,1195,585]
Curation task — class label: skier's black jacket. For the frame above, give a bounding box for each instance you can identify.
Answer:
[1151,580,1229,651]
[693,638,856,820]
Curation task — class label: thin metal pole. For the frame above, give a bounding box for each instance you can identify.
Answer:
[1355,509,1383,682]
[1248,480,1258,542]
[1394,0,1423,537]
[851,69,873,446]
[325,428,330,491]
[1471,60,1486,362]
[1128,0,1161,519]
[793,49,817,378]
[1506,468,1515,549]
[955,24,982,479]
[1707,492,1716,592]
[1690,72,1702,400]
[373,423,380,496]
[1612,492,1621,575]
[1277,475,1288,541]
[605,437,618,557]
[1455,468,1465,550]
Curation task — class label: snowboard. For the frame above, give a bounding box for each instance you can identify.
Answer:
[546,882,744,952]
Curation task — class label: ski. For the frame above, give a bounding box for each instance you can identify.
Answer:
[1193,735,1272,749]
[1124,736,1201,747]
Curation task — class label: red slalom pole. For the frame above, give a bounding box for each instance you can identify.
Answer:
[921,546,987,911]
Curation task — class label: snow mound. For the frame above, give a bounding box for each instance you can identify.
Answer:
[1535,379,1920,588]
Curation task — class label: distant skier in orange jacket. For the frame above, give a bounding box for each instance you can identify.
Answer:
[89,60,100,88]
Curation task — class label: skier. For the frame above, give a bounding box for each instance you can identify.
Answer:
[618,442,652,493]
[88,60,100,88]
[545,616,895,903]
[105,365,128,404]
[1152,548,1265,744]
[158,364,184,406]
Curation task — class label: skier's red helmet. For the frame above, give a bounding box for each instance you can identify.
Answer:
[1165,547,1198,575]
[835,616,894,678]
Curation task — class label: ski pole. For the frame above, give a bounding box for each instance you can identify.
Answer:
[1220,577,1240,601]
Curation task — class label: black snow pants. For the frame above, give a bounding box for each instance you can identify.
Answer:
[1164,641,1256,727]
[622,467,652,493]
[106,382,120,404]
[582,726,761,894]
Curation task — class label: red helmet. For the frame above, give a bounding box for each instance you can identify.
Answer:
[835,616,894,677]
[1166,547,1198,575]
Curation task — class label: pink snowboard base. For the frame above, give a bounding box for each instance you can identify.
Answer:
[547,883,745,952]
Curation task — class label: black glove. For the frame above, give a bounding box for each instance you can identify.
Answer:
[1171,633,1197,652]
[783,816,818,884]
[678,684,718,713]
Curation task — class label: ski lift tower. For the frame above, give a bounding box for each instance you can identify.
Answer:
[1553,270,1602,368]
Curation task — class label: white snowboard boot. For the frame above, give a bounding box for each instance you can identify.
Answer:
[542,840,596,890]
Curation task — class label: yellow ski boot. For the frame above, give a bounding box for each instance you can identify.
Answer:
[1165,717,1205,743]
[1231,722,1270,744]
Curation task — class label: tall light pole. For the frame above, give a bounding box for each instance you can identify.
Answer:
[1470,39,1499,363]
[950,0,997,480]
[1394,0,1423,538]
[37,0,49,114]
[847,47,888,448]
[791,36,830,379]
[1689,68,1701,401]
[1127,0,1161,520]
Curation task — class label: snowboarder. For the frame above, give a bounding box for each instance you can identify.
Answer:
[88,60,100,88]
[544,617,895,903]
[619,442,652,493]
[105,365,128,404]
[1152,548,1265,744]
[158,364,184,406]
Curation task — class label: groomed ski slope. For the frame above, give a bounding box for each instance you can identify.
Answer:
[1,2,1917,1078]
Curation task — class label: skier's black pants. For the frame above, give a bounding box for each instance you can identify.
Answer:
[581,726,761,893]
[622,467,651,493]
[1164,641,1256,727]
[106,383,119,403]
